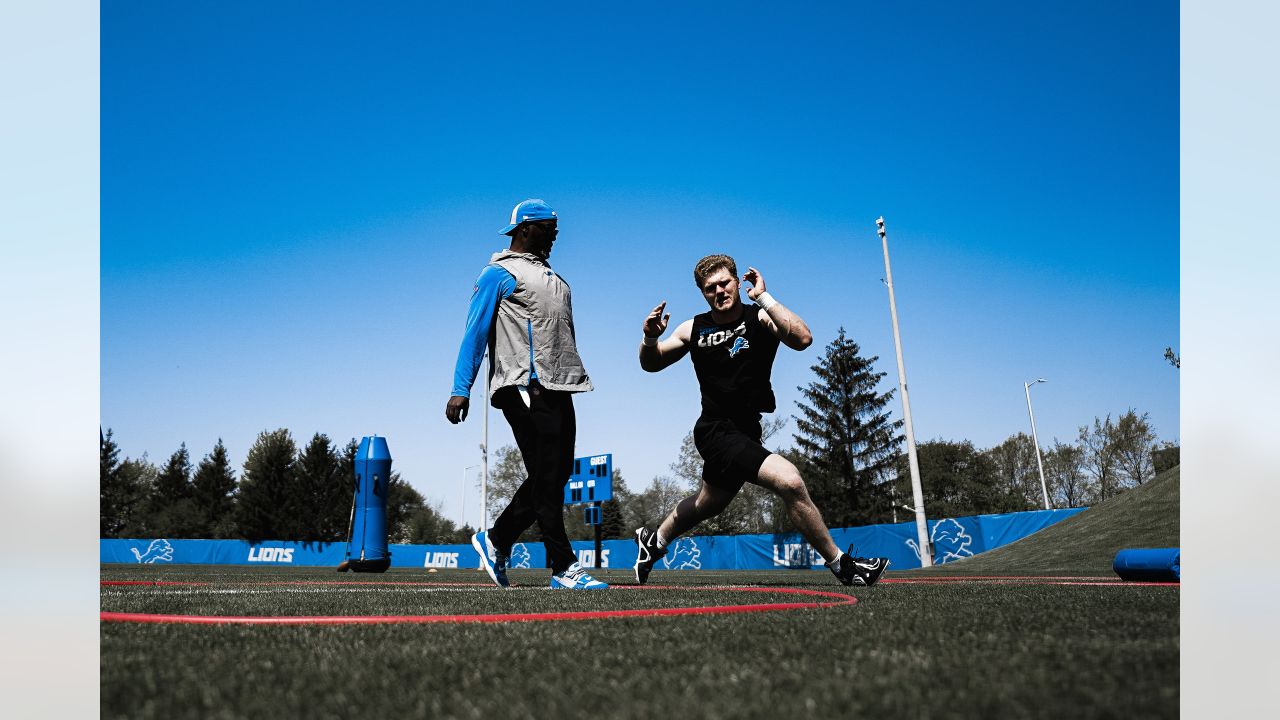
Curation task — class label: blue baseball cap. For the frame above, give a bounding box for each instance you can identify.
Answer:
[500,199,557,235]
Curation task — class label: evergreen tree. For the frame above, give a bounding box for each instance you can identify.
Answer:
[235,428,298,542]
[191,439,238,538]
[295,433,347,541]
[148,444,200,537]
[116,457,159,537]
[792,329,903,526]
[100,428,127,537]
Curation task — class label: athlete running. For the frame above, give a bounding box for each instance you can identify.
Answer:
[633,254,889,587]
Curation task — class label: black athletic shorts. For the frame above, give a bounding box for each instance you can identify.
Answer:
[693,414,772,491]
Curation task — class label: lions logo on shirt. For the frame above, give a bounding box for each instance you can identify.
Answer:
[698,321,747,349]
[728,336,749,358]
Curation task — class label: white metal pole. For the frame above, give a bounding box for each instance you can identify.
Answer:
[482,351,489,531]
[877,217,932,567]
[1024,379,1051,509]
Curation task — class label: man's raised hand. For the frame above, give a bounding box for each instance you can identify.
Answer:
[643,301,670,339]
[743,266,766,300]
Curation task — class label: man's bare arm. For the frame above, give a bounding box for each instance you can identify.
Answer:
[743,266,813,351]
[639,301,693,371]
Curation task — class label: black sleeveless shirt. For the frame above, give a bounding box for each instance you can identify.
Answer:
[690,304,781,418]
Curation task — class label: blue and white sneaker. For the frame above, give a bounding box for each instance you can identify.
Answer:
[550,562,609,590]
[471,530,510,588]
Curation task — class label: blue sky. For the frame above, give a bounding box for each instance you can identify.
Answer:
[101,1,1178,528]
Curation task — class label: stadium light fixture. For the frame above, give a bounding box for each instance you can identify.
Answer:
[1024,378,1051,509]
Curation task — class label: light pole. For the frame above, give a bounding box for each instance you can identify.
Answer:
[877,217,932,567]
[461,464,480,528]
[481,351,489,531]
[1024,378,1050,509]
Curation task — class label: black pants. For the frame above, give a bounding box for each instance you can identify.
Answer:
[489,383,577,574]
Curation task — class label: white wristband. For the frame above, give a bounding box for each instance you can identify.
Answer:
[642,335,658,347]
[757,292,778,311]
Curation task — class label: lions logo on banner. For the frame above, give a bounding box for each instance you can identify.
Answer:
[509,543,533,569]
[131,539,174,564]
[662,538,702,570]
[906,518,976,565]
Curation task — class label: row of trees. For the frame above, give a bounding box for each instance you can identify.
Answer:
[102,330,1176,542]
[100,429,473,544]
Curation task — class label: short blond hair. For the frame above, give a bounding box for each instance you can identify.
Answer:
[693,254,737,287]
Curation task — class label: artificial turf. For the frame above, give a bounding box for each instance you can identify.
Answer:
[100,467,1181,719]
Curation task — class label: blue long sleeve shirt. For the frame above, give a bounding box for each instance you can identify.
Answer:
[451,264,518,398]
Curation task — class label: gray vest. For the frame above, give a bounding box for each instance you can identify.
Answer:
[487,250,593,396]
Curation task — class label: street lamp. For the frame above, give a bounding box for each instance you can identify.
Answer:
[461,464,480,528]
[1024,378,1050,510]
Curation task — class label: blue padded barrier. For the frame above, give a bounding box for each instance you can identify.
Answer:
[1113,548,1180,582]
[103,507,1085,571]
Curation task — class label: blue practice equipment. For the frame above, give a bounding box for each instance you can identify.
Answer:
[1113,547,1179,582]
[341,435,392,573]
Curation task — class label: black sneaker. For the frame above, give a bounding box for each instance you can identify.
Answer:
[828,548,889,587]
[634,527,667,584]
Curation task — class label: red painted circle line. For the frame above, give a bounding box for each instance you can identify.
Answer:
[100,584,857,625]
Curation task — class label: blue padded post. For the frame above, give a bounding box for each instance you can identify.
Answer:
[1113,548,1179,582]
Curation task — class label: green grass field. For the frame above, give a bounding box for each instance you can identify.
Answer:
[101,468,1180,719]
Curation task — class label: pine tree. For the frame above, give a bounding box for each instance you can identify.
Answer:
[148,444,199,537]
[294,433,347,541]
[100,428,141,538]
[235,428,298,542]
[116,456,159,537]
[792,329,903,526]
[191,439,238,538]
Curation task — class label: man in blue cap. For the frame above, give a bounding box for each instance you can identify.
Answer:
[446,199,606,590]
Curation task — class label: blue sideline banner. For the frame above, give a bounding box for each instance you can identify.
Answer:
[102,507,1084,570]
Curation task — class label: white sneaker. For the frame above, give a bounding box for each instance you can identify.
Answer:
[549,562,608,590]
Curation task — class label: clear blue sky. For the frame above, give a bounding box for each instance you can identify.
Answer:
[101,1,1178,528]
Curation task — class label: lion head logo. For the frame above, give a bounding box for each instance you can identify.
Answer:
[930,519,974,564]
[131,539,174,564]
[904,518,975,566]
[662,538,702,570]
[508,543,532,569]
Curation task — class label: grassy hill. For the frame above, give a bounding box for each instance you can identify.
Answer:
[915,465,1180,576]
